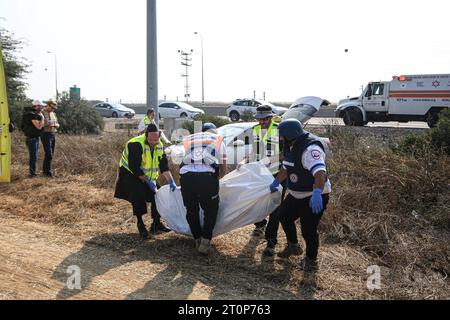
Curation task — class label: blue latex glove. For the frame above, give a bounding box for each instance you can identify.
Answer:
[310,188,323,214]
[269,178,280,193]
[169,179,177,192]
[145,179,157,193]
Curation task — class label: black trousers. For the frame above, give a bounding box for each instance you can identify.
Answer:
[42,132,56,176]
[138,188,161,223]
[255,179,287,245]
[279,193,329,260]
[180,172,220,240]
[114,167,161,222]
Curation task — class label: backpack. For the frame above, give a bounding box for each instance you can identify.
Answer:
[21,109,41,138]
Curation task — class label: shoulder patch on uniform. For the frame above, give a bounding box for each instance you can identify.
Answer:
[311,149,322,160]
[289,173,299,183]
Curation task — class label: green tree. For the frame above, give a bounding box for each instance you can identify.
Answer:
[56,92,104,134]
[0,26,29,103]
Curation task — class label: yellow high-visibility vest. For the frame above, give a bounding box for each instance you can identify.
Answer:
[119,135,164,181]
[143,116,155,126]
[253,119,279,161]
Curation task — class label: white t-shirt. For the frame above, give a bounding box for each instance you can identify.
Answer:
[286,144,331,199]
[180,141,227,175]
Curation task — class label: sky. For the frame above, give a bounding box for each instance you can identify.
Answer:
[1,0,449,104]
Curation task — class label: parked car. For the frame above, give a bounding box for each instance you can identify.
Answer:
[166,122,331,169]
[158,101,205,119]
[226,99,288,122]
[92,103,136,118]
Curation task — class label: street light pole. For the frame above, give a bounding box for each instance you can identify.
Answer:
[147,0,159,125]
[194,32,205,106]
[47,51,59,101]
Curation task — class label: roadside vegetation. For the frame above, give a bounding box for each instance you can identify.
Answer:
[181,114,231,134]
[395,109,450,155]
[2,113,449,298]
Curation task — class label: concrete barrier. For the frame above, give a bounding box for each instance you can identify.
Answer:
[124,104,337,118]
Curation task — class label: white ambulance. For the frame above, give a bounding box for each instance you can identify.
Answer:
[335,74,450,127]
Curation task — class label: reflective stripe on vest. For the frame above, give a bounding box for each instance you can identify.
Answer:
[253,120,279,161]
[119,134,164,181]
[182,132,223,167]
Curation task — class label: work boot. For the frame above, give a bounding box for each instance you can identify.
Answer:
[150,221,171,234]
[194,238,202,250]
[278,242,303,258]
[197,238,212,255]
[262,239,277,257]
[299,256,318,272]
[251,225,265,237]
[137,222,149,240]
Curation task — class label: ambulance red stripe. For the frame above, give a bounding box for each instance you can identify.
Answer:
[389,94,450,98]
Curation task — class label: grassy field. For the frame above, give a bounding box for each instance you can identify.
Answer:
[0,128,448,300]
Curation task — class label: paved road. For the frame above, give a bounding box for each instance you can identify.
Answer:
[303,117,430,129]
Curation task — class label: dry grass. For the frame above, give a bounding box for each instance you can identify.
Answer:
[0,129,449,299]
[320,126,450,298]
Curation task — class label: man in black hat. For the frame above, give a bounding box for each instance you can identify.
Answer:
[114,123,176,239]
[238,105,287,256]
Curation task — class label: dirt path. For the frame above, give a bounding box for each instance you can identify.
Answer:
[0,217,218,300]
[0,214,378,300]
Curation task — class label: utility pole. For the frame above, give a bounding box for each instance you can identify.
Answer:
[47,51,59,101]
[178,49,193,102]
[194,32,205,105]
[147,0,159,125]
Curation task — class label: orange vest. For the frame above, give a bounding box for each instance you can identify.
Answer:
[182,132,223,167]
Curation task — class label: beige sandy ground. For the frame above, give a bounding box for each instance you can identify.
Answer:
[0,173,379,300]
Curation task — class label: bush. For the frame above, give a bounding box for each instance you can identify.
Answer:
[181,114,231,134]
[56,92,104,134]
[396,109,450,155]
[395,133,431,155]
[429,109,450,154]
[241,110,255,122]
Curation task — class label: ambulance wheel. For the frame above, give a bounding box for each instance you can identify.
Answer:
[426,110,440,128]
[343,108,364,126]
